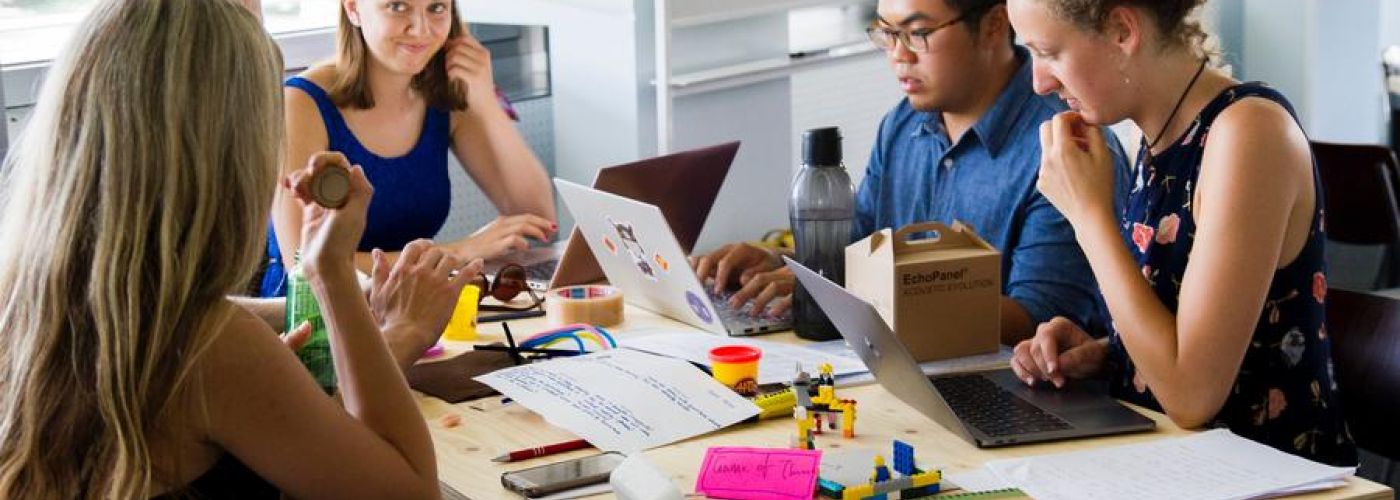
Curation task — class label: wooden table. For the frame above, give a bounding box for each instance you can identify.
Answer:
[419,305,1394,500]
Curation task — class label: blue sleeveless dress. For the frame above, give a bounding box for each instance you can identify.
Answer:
[1106,82,1357,466]
[259,77,452,297]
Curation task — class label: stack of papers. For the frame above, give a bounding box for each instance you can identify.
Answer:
[476,350,758,453]
[984,429,1354,500]
[620,329,867,384]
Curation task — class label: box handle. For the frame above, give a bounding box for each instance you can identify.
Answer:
[893,221,973,253]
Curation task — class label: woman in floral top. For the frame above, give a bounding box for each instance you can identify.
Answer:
[1004,0,1356,466]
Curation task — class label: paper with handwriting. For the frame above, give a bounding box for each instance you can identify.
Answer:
[476,350,758,453]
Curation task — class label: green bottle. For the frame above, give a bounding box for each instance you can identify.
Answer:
[286,253,336,393]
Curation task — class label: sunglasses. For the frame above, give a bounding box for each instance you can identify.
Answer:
[470,264,544,312]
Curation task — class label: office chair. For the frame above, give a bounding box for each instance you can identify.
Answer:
[1311,141,1400,290]
[1327,288,1400,484]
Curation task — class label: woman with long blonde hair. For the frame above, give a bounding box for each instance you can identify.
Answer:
[0,0,471,497]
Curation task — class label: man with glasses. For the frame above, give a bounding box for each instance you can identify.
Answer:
[693,0,1129,344]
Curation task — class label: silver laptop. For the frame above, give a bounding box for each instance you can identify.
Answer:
[483,142,740,292]
[555,179,790,336]
[787,257,1155,447]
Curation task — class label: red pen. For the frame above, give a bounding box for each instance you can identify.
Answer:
[491,438,592,463]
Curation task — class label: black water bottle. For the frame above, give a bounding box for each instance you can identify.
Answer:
[790,127,854,340]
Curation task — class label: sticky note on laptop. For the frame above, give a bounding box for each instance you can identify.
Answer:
[695,447,821,500]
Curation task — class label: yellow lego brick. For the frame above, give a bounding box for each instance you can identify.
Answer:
[909,470,941,488]
[843,484,873,500]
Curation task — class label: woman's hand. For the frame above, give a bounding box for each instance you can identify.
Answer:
[1036,112,1117,229]
[445,214,556,261]
[369,241,482,356]
[285,151,373,279]
[1010,317,1107,388]
[444,30,497,110]
[280,321,313,351]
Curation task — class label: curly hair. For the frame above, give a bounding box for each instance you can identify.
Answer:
[1038,0,1218,59]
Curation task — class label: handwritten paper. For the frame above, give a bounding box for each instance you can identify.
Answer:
[475,350,758,453]
[621,329,867,384]
[695,447,822,500]
[984,429,1354,500]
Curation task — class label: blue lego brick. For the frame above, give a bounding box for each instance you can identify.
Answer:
[818,478,845,497]
[893,440,915,476]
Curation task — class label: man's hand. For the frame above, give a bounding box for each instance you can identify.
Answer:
[690,242,783,294]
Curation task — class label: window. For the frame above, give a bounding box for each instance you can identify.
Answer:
[0,0,97,66]
[0,0,339,67]
[262,0,340,37]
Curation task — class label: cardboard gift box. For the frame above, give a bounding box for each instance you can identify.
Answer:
[845,221,1001,362]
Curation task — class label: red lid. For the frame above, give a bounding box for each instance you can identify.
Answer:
[708,345,762,364]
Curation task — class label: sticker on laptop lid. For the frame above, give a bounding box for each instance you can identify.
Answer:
[608,216,657,281]
[687,290,714,325]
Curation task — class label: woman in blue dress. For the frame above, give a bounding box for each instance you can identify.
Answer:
[263,0,556,296]
[1005,0,1356,465]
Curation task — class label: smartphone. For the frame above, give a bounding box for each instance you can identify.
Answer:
[500,451,626,498]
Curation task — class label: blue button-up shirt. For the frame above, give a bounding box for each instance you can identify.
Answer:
[853,47,1130,331]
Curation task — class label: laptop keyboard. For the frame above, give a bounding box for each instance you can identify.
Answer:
[932,374,1072,437]
[707,288,791,330]
[524,259,558,281]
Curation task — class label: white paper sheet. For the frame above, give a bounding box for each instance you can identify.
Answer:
[943,468,1013,493]
[806,340,1014,386]
[620,329,868,385]
[476,350,759,453]
[817,448,882,486]
[984,429,1355,500]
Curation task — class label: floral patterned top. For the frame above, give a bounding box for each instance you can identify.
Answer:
[1105,82,1357,466]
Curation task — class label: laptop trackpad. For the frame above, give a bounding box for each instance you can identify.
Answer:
[988,370,1099,413]
[990,370,1153,427]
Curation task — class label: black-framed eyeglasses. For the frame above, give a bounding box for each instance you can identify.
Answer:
[866,2,998,54]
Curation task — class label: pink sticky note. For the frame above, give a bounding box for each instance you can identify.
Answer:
[695,447,822,500]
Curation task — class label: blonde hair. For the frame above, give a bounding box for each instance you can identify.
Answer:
[0,0,283,497]
[330,3,469,111]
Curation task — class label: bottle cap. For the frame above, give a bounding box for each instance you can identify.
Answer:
[310,165,350,208]
[802,127,842,167]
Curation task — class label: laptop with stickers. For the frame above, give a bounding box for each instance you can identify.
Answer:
[554,179,791,336]
[483,142,740,292]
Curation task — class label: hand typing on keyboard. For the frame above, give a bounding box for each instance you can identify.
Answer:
[1010,317,1108,388]
[704,277,794,320]
[728,267,794,317]
[690,242,785,294]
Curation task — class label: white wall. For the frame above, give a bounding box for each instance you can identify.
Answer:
[1234,0,1391,143]
[1306,0,1384,143]
[460,0,653,234]
[1386,0,1400,48]
[1241,0,1310,123]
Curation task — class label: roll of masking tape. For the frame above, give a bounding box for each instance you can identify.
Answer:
[545,285,624,327]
